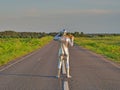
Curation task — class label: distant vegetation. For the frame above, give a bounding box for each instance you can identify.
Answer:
[0,30,120,38]
[0,31,47,38]
[75,36,120,63]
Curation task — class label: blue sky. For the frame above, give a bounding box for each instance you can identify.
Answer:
[0,0,120,33]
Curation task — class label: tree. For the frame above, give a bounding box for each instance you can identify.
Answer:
[73,32,80,37]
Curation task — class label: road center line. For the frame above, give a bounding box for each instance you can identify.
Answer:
[62,60,66,74]
[64,81,69,90]
[62,60,69,90]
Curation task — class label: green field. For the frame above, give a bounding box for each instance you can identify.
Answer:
[0,36,53,66]
[75,36,120,63]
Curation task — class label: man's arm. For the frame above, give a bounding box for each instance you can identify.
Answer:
[68,35,74,46]
[54,33,61,41]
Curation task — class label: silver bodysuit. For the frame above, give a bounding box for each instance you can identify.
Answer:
[54,33,74,69]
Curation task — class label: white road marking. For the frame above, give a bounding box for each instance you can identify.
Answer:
[102,58,120,69]
[64,81,69,90]
[62,60,66,74]
[62,60,70,90]
[81,47,120,69]
[0,49,40,72]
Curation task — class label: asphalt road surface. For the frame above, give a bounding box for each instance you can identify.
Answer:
[0,41,120,90]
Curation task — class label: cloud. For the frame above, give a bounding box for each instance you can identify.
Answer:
[23,8,40,17]
[55,9,114,15]
[80,9,112,14]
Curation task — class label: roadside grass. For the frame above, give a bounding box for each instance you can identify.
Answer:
[0,36,53,66]
[75,36,120,63]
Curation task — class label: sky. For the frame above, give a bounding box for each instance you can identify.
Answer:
[0,0,120,33]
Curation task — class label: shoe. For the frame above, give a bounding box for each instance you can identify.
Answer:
[67,69,72,78]
[67,75,72,78]
[56,75,60,78]
[56,69,61,78]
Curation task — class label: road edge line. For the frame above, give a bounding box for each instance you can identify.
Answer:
[0,49,40,72]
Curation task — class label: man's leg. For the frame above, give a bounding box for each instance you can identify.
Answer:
[66,55,72,78]
[57,56,63,78]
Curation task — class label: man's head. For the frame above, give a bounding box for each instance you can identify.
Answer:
[60,29,67,36]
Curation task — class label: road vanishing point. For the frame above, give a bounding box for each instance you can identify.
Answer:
[0,41,120,90]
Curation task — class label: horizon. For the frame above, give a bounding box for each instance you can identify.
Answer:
[1,30,120,34]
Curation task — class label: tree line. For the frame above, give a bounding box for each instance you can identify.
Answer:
[0,31,84,38]
[0,31,47,38]
[0,30,120,38]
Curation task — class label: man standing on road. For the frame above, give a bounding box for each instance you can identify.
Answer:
[54,29,74,78]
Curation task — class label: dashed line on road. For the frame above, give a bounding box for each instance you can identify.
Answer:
[64,81,69,90]
[62,60,66,74]
[62,60,70,90]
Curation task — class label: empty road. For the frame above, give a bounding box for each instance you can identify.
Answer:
[0,41,120,90]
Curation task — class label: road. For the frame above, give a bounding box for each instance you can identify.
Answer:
[0,41,120,90]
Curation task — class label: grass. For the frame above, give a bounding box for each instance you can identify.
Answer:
[0,36,53,66]
[75,36,120,63]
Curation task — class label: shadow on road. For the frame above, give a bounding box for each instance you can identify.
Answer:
[0,73,56,79]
